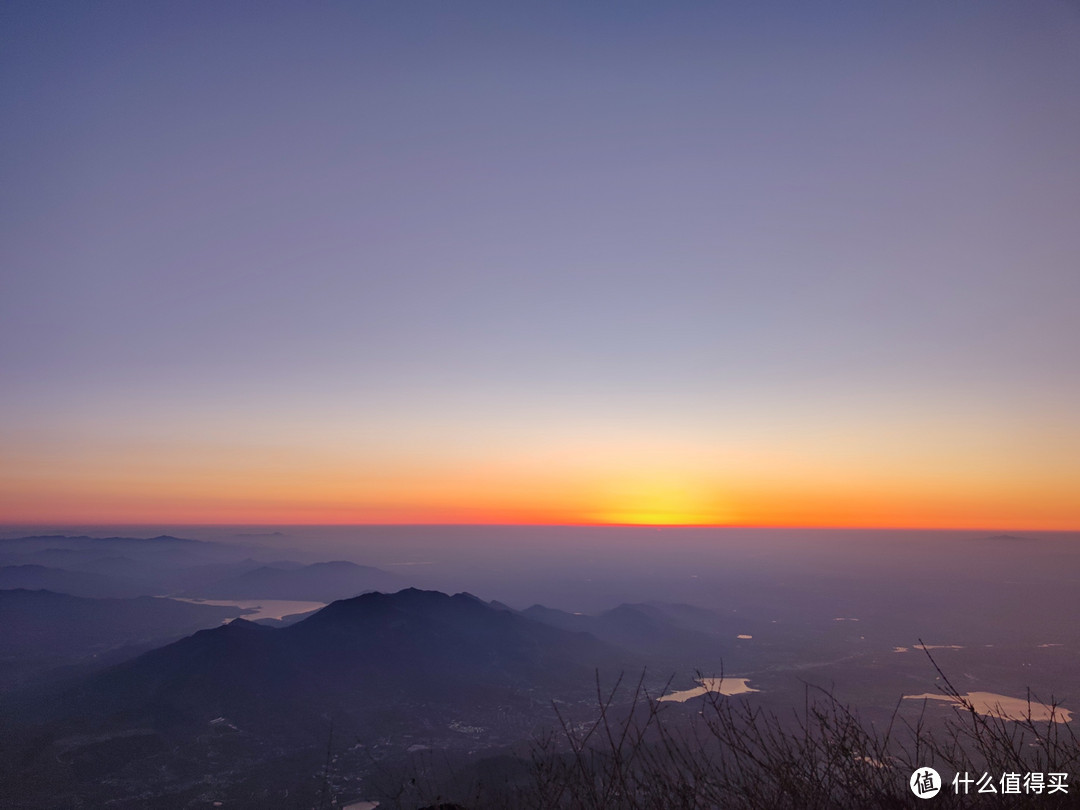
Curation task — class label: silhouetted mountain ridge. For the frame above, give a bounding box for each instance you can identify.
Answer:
[39,588,627,744]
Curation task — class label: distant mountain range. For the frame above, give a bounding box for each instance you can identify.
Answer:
[0,534,218,560]
[0,535,265,598]
[2,533,203,543]
[0,535,414,602]
[0,564,147,598]
[188,560,407,601]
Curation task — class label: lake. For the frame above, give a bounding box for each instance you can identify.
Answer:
[904,691,1073,723]
[658,677,759,702]
[169,597,326,621]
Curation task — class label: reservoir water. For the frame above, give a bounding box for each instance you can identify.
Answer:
[659,677,759,702]
[904,691,1073,723]
[169,597,326,622]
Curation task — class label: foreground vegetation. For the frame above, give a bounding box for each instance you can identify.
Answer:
[387,649,1079,809]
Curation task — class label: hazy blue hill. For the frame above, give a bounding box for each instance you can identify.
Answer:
[0,534,254,570]
[521,603,589,631]
[43,552,147,575]
[0,589,248,690]
[0,534,209,553]
[191,559,408,601]
[0,564,145,598]
[0,536,320,598]
[637,601,732,633]
[523,601,734,662]
[5,533,203,545]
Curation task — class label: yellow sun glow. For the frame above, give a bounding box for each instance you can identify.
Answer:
[591,478,728,526]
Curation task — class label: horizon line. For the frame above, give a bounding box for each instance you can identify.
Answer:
[1,521,1077,533]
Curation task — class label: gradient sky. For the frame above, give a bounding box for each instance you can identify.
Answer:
[2,1,1079,528]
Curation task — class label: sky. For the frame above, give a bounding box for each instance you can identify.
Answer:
[2,1,1079,529]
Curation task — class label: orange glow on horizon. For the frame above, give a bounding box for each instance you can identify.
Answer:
[2,493,1078,531]
[3,430,1079,531]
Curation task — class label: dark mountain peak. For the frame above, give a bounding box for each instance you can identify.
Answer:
[388,586,445,600]
[182,616,275,646]
[450,591,485,604]
[295,586,433,618]
[978,534,1035,543]
[367,587,467,611]
[293,589,516,637]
